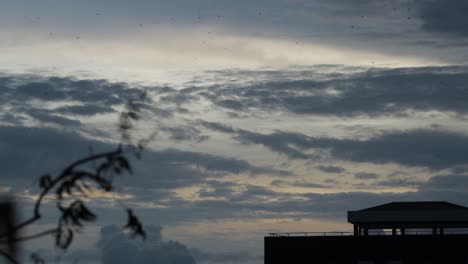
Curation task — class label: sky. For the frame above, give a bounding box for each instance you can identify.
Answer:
[1,0,468,263]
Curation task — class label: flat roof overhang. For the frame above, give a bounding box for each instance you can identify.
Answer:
[348,210,468,228]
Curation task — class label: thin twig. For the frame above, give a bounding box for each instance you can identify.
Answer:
[0,228,59,244]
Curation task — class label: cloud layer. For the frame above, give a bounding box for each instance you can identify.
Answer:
[99,225,195,264]
[2,63,468,263]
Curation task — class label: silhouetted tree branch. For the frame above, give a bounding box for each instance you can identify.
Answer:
[0,92,153,263]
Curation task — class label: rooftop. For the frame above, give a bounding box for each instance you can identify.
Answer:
[348,201,468,227]
[358,201,468,212]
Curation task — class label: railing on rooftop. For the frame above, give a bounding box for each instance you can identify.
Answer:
[269,232,353,237]
[268,229,468,237]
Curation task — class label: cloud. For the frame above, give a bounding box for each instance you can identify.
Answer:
[419,174,468,192]
[0,112,26,125]
[0,125,111,184]
[354,172,379,180]
[99,225,195,264]
[0,73,158,127]
[25,109,82,127]
[313,129,468,169]
[26,173,468,264]
[197,121,237,134]
[271,180,331,189]
[0,123,288,201]
[419,0,468,37]
[182,174,468,221]
[4,66,468,261]
[317,165,346,174]
[55,104,115,116]
[195,66,468,117]
[161,126,209,142]
[234,131,315,160]
[215,100,244,111]
[7,65,468,129]
[132,148,290,188]
[202,122,468,169]
[375,178,423,188]
[6,75,141,104]
[197,180,238,199]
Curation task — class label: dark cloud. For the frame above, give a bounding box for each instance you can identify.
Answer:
[161,126,209,142]
[187,174,468,221]
[420,174,468,192]
[55,104,115,116]
[235,131,315,160]
[0,73,163,131]
[313,129,468,169]
[3,75,141,105]
[0,125,111,184]
[151,107,174,119]
[202,121,468,169]
[197,180,238,199]
[24,173,468,263]
[215,99,244,110]
[198,187,235,199]
[419,0,468,37]
[135,148,289,185]
[99,225,195,264]
[197,121,237,134]
[30,174,468,227]
[128,188,404,222]
[0,112,26,125]
[314,0,407,17]
[354,172,379,180]
[195,66,468,117]
[376,178,423,188]
[0,124,288,195]
[270,180,330,189]
[324,178,339,184]
[11,65,455,126]
[450,166,468,174]
[26,110,82,127]
[317,165,346,174]
[160,93,200,106]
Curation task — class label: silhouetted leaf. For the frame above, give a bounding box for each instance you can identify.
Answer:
[124,208,146,240]
[56,228,73,249]
[116,156,132,173]
[39,174,53,189]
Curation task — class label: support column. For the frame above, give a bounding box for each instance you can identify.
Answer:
[440,227,444,235]
[364,228,368,236]
[392,228,397,236]
[401,228,406,236]
[354,224,359,236]
[432,227,437,235]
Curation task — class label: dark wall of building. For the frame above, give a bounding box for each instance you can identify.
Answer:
[265,235,468,264]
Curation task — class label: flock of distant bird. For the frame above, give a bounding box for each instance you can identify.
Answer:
[349,6,423,30]
[29,4,424,42]
[31,4,422,67]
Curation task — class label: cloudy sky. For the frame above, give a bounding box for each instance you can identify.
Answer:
[2,0,468,263]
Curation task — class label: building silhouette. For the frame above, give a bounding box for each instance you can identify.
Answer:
[265,201,468,264]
